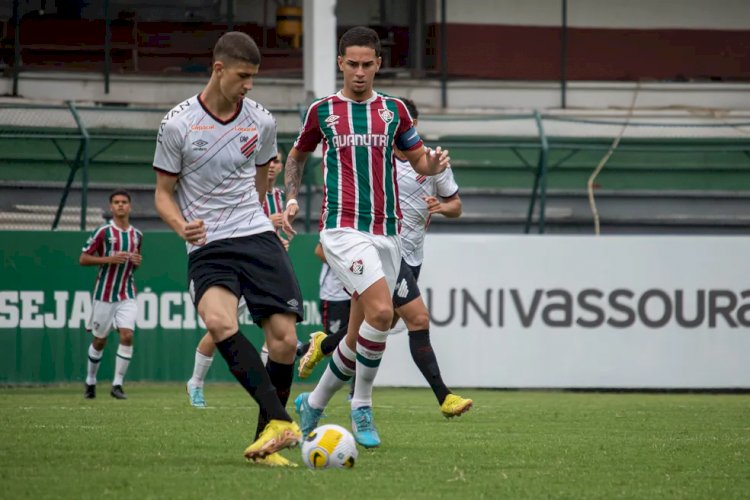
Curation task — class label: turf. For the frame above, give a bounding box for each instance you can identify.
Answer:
[0,384,748,499]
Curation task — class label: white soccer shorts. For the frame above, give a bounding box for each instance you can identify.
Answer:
[87,299,137,338]
[320,227,401,297]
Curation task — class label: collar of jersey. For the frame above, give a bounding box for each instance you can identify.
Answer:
[197,93,243,125]
[336,90,379,105]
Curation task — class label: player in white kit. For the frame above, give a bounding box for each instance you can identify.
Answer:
[153,31,301,465]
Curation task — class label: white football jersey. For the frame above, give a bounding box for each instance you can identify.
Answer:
[153,94,277,252]
[395,157,459,266]
[319,263,350,301]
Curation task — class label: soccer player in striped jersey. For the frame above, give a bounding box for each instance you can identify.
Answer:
[297,98,473,418]
[81,189,142,401]
[283,26,451,448]
[153,31,301,465]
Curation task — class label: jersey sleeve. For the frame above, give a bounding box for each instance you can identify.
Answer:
[294,101,324,152]
[256,111,278,166]
[82,226,105,255]
[393,98,423,152]
[435,167,459,198]
[153,117,185,175]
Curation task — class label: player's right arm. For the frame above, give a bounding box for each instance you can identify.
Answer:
[154,172,206,245]
[281,146,311,237]
[79,252,129,266]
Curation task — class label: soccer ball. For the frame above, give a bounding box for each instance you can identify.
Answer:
[301,424,358,470]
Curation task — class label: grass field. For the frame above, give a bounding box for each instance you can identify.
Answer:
[1,384,748,499]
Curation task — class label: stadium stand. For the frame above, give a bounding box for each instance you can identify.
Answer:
[1,102,748,234]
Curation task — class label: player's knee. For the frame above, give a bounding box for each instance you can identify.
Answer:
[119,329,134,345]
[405,310,430,331]
[368,305,393,331]
[202,311,237,337]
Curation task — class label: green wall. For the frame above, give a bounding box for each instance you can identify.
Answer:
[0,231,325,384]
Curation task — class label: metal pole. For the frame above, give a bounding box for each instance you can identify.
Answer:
[104,0,111,94]
[12,0,20,96]
[440,0,447,109]
[560,0,568,109]
[67,102,90,230]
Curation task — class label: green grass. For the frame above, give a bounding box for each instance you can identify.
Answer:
[1,385,748,499]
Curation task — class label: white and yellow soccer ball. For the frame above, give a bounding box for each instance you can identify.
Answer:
[301,424,358,470]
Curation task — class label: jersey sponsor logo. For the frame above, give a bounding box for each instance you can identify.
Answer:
[378,108,394,124]
[349,259,364,275]
[325,114,340,126]
[234,126,257,132]
[192,139,208,151]
[332,134,388,149]
[190,125,215,131]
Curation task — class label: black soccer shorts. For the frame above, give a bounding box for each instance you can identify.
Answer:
[187,231,303,324]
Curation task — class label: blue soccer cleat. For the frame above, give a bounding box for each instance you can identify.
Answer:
[351,406,380,448]
[186,382,206,408]
[294,392,323,437]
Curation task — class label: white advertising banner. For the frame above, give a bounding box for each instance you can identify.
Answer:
[376,235,750,389]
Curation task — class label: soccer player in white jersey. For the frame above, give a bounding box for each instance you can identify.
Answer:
[81,190,142,401]
[282,26,451,448]
[185,153,292,414]
[298,98,473,417]
[153,31,301,465]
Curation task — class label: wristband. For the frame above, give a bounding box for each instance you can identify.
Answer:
[286,198,298,209]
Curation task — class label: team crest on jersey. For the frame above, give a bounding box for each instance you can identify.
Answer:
[349,259,364,275]
[240,133,258,158]
[378,108,394,124]
[325,115,340,126]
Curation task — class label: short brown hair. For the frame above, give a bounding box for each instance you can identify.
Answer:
[109,189,131,203]
[213,31,261,66]
[338,26,381,57]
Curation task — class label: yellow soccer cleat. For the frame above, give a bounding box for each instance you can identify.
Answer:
[298,331,327,379]
[440,394,473,418]
[243,420,302,461]
[251,452,298,467]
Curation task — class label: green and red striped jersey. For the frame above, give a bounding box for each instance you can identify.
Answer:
[82,221,143,302]
[294,91,423,236]
[263,187,285,216]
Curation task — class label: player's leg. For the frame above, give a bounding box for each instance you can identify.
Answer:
[231,231,303,460]
[297,299,361,435]
[298,299,350,378]
[397,295,473,417]
[187,332,214,407]
[255,312,297,439]
[198,286,299,458]
[84,300,114,399]
[110,299,137,400]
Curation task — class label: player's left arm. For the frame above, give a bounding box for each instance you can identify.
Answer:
[130,233,143,268]
[393,102,449,176]
[255,162,269,201]
[424,193,462,218]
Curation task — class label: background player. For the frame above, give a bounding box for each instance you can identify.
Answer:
[81,189,142,400]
